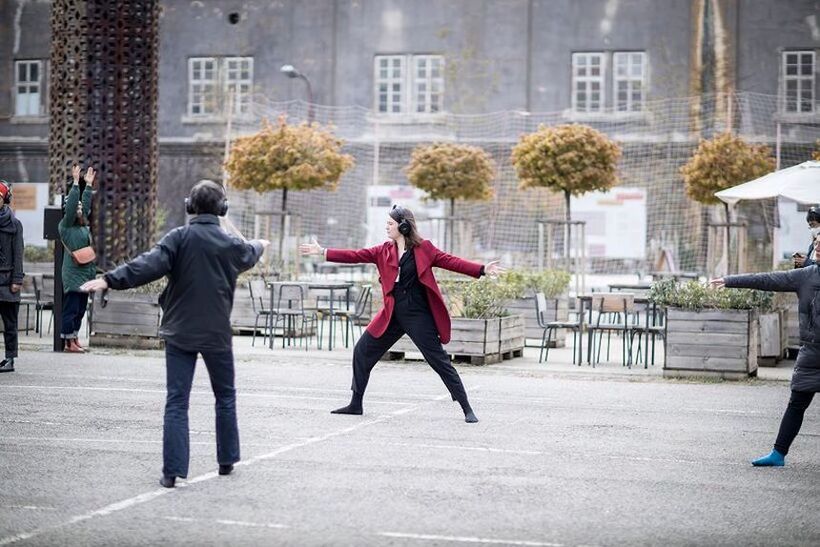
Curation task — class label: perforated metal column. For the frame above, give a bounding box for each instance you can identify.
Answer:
[49,0,159,269]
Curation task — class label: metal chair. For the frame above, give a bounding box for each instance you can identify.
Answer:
[269,283,318,350]
[629,301,665,368]
[587,293,636,367]
[333,285,373,348]
[32,274,54,337]
[535,292,583,365]
[248,278,273,347]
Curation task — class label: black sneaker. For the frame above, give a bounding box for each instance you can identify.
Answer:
[0,358,14,373]
[219,464,234,476]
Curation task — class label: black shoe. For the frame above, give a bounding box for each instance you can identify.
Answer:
[0,358,14,373]
[219,464,234,476]
[159,475,176,488]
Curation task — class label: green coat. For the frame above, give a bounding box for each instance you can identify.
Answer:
[58,184,96,292]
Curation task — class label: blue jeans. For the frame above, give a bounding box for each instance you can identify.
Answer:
[163,344,239,478]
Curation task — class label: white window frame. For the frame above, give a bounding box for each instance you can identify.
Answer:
[571,52,606,113]
[411,55,445,114]
[224,56,254,115]
[613,52,645,112]
[374,55,407,114]
[14,60,43,117]
[782,50,815,114]
[188,57,218,117]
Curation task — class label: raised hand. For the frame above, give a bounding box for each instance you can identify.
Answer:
[708,277,725,289]
[258,239,271,249]
[85,167,96,186]
[484,260,505,278]
[72,164,81,184]
[299,238,323,256]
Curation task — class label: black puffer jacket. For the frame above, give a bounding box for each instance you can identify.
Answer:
[0,206,24,303]
[103,215,264,351]
[726,267,820,392]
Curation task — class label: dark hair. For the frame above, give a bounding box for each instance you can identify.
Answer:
[189,180,226,215]
[389,205,423,248]
[807,207,820,224]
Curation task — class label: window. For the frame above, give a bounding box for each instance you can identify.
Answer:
[613,52,645,112]
[374,54,444,114]
[572,53,605,113]
[15,60,42,117]
[412,55,444,114]
[782,51,815,113]
[188,56,253,117]
[224,57,253,115]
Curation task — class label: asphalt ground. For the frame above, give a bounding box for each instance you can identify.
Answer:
[1,344,818,546]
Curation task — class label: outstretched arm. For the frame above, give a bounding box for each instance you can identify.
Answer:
[710,269,805,293]
[432,247,495,278]
[300,238,379,264]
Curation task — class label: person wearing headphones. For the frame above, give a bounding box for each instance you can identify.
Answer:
[80,180,269,488]
[793,206,820,268]
[300,205,504,423]
[0,180,23,373]
[59,164,96,353]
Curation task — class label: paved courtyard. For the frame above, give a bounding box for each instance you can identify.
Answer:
[0,335,818,546]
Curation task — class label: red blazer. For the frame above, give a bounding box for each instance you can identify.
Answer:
[327,240,483,344]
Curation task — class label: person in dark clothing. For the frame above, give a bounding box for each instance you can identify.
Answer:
[792,206,820,268]
[81,180,269,488]
[59,164,96,353]
[0,180,24,373]
[711,236,820,466]
[299,205,504,423]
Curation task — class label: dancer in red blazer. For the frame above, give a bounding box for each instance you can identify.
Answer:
[300,205,503,422]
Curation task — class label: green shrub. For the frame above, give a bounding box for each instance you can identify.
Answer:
[500,270,571,299]
[24,244,53,263]
[649,279,774,312]
[441,276,517,319]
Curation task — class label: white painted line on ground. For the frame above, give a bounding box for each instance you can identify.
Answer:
[0,391,453,546]
[379,532,564,546]
[0,436,285,448]
[4,506,57,511]
[0,384,428,406]
[162,516,287,529]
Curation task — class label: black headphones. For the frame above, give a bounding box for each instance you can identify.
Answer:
[392,205,412,236]
[185,182,229,217]
[0,180,11,205]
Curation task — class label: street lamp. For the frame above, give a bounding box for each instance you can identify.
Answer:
[280,64,314,121]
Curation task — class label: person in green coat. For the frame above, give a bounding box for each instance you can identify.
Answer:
[58,164,96,353]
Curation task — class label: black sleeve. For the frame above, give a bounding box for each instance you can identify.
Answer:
[233,239,264,273]
[724,269,803,293]
[104,229,181,290]
[12,220,23,285]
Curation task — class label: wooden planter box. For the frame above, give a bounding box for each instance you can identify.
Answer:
[386,314,525,365]
[757,312,785,367]
[504,296,567,348]
[90,291,163,349]
[663,308,758,379]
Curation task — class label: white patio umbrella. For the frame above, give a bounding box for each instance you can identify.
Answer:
[715,160,820,206]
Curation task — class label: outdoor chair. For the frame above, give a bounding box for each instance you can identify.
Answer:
[587,293,636,367]
[536,292,584,365]
[629,301,666,368]
[32,274,54,337]
[269,283,318,350]
[332,284,373,348]
[248,278,273,347]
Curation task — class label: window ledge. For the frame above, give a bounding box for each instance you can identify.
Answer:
[369,112,448,125]
[10,116,48,125]
[561,110,650,122]
[773,111,820,123]
[181,114,255,125]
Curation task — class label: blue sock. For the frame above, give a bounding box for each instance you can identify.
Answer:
[751,449,785,467]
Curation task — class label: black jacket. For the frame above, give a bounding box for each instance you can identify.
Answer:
[726,267,820,392]
[0,206,24,303]
[104,215,264,351]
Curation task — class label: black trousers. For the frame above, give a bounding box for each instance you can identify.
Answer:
[0,301,19,358]
[349,288,469,404]
[774,390,815,455]
[61,291,89,339]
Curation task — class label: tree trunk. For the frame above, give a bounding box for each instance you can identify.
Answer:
[449,198,456,253]
[564,190,572,266]
[279,187,289,264]
[724,201,732,275]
